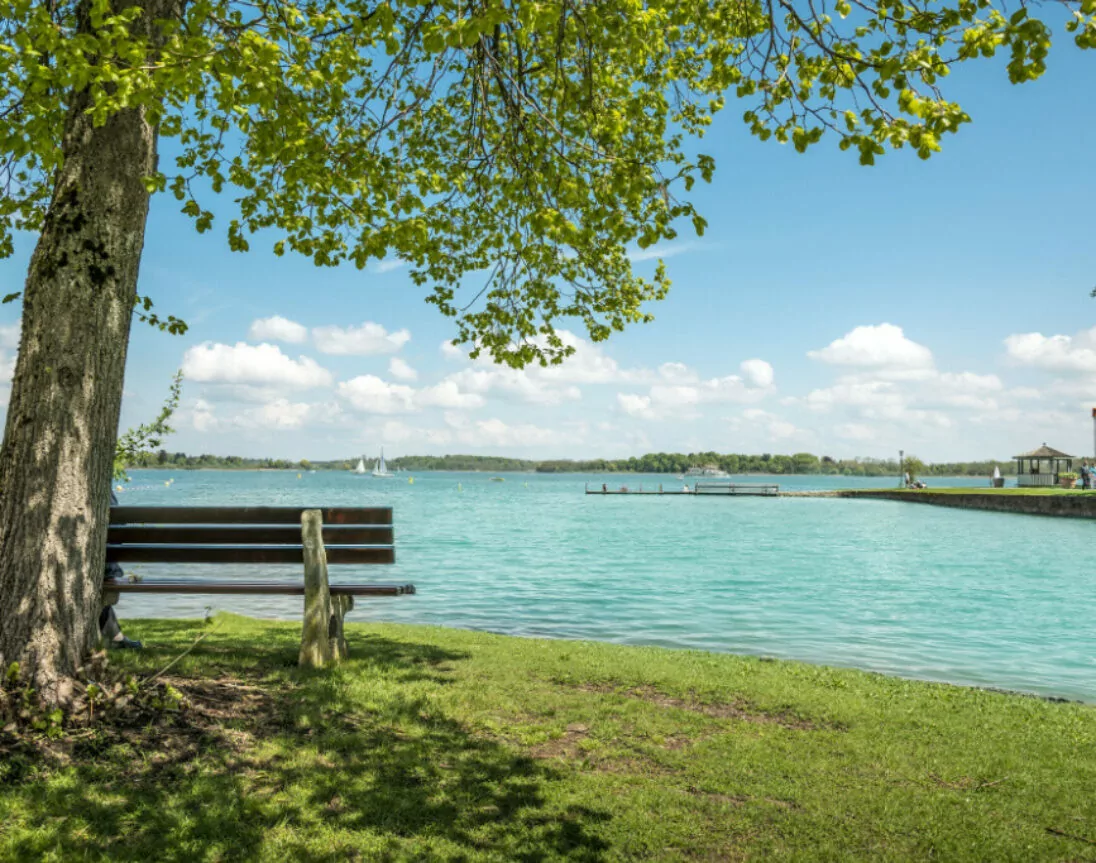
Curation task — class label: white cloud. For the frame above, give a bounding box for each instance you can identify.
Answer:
[0,322,19,350]
[1004,328,1096,373]
[806,368,1003,417]
[657,362,697,384]
[616,356,774,421]
[833,423,878,442]
[741,408,800,440]
[370,419,452,446]
[389,357,418,381]
[806,380,903,411]
[248,315,308,344]
[182,342,333,388]
[257,399,313,429]
[313,322,411,356]
[173,393,344,434]
[922,372,1003,411]
[194,384,295,405]
[337,375,485,414]
[648,374,765,409]
[440,341,465,361]
[416,380,486,410]
[444,367,581,406]
[374,258,407,274]
[534,331,643,385]
[462,417,573,448]
[809,324,933,370]
[627,241,703,263]
[0,349,13,407]
[337,375,417,414]
[617,393,654,418]
[740,358,774,389]
[180,398,217,433]
[437,411,576,448]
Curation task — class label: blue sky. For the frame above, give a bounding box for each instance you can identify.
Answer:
[1,42,1094,463]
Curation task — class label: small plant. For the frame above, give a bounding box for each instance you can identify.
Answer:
[1059,472,1078,480]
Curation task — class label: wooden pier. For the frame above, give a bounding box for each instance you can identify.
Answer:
[585,482,779,496]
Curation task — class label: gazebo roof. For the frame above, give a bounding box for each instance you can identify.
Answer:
[1013,443,1075,459]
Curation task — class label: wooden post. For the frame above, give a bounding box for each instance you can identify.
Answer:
[300,508,335,668]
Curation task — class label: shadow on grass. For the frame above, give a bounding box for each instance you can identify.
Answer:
[2,627,612,862]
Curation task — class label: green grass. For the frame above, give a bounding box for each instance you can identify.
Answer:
[2,614,1094,861]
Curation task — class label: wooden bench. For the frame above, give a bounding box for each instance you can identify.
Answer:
[104,506,414,667]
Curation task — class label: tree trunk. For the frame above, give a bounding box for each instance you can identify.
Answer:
[0,2,177,704]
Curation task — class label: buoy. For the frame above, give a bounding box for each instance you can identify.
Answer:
[164,480,170,486]
[115,485,123,492]
[408,476,414,484]
[457,483,462,492]
[297,473,302,479]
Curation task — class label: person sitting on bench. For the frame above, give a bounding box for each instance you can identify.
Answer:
[100,490,142,650]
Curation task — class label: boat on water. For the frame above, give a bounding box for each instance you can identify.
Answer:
[372,448,395,478]
[352,457,367,474]
[685,465,729,478]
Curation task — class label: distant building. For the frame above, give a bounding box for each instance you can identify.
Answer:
[1014,444,1075,487]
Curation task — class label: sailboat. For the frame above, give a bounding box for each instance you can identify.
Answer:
[372,448,395,478]
[352,457,367,474]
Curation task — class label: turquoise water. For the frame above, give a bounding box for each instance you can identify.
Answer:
[116,470,1096,702]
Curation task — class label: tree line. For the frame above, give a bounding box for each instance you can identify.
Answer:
[125,450,1015,477]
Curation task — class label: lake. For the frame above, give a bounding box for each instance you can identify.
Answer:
[114,469,1096,702]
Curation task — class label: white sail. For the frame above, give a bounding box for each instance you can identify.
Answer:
[353,457,366,474]
[993,465,1001,479]
[372,447,394,478]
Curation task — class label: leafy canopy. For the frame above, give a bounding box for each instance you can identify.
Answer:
[0,0,1091,366]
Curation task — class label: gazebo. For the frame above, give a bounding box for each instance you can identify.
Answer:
[1014,444,1076,487]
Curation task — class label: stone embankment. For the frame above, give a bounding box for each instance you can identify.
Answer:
[782,489,1096,519]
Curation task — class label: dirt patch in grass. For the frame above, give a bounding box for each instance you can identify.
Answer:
[528,721,590,760]
[682,785,801,811]
[523,721,683,778]
[574,683,832,731]
[1,670,287,785]
[926,773,1011,793]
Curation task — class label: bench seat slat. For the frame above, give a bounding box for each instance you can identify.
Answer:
[106,546,395,565]
[109,580,415,596]
[107,525,393,546]
[110,506,392,526]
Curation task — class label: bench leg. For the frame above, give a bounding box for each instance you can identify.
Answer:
[329,595,353,661]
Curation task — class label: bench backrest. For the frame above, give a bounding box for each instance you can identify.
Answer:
[107,506,394,565]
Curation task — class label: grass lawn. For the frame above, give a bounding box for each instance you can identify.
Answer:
[2,614,1094,861]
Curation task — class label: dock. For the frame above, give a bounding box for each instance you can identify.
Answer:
[586,481,779,496]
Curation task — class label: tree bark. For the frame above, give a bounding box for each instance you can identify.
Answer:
[0,1,178,704]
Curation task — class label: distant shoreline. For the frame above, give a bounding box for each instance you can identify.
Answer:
[125,467,1018,478]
